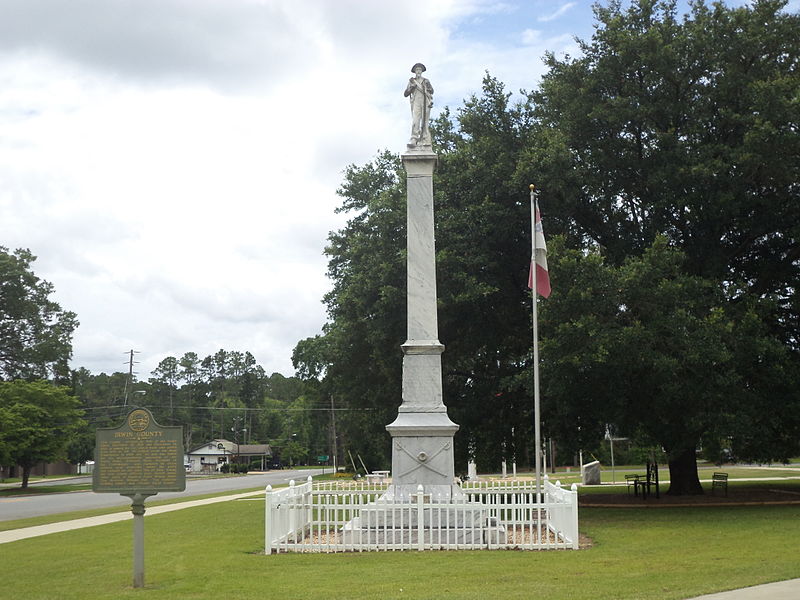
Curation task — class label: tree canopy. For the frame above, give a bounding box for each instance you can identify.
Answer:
[530,0,800,492]
[0,247,78,381]
[533,0,799,301]
[68,350,326,469]
[0,380,85,487]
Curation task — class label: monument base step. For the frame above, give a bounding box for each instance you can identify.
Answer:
[340,484,507,546]
[340,520,507,546]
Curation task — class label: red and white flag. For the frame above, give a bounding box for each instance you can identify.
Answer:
[528,198,551,298]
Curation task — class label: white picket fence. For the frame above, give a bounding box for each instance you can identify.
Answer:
[264,476,579,553]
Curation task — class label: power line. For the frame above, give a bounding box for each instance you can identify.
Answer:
[78,404,375,412]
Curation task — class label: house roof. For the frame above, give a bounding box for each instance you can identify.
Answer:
[235,444,272,456]
[187,439,271,457]
[187,439,233,455]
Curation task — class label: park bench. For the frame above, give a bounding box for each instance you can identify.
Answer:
[629,460,661,499]
[365,471,390,484]
[711,472,728,496]
[625,474,640,496]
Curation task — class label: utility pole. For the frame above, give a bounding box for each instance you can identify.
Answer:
[330,396,338,474]
[122,349,140,407]
[232,416,244,466]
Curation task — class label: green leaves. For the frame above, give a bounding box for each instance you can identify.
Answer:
[536,0,800,290]
[531,0,800,485]
[0,380,85,486]
[0,247,78,381]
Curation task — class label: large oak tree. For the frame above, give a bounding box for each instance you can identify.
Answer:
[0,247,78,381]
[529,0,800,493]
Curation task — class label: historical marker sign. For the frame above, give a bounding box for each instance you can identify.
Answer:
[92,407,185,588]
[93,407,185,494]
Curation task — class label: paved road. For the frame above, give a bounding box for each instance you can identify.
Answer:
[0,469,323,522]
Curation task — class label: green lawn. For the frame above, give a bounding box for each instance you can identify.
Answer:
[0,474,87,485]
[0,474,259,499]
[0,483,92,496]
[497,464,800,488]
[0,487,264,532]
[2,497,799,599]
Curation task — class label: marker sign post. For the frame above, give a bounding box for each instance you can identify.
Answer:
[93,408,185,588]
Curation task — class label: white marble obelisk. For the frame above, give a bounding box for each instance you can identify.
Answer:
[386,63,459,499]
[340,65,503,546]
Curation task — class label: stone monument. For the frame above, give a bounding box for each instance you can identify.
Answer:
[386,62,460,501]
[582,460,601,485]
[342,65,503,546]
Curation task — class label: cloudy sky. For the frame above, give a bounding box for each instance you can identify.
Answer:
[1,0,784,380]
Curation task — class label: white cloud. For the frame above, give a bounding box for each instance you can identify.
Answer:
[538,2,577,23]
[521,29,542,45]
[0,0,584,379]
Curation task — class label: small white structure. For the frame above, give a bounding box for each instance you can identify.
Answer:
[186,439,234,473]
[186,439,273,473]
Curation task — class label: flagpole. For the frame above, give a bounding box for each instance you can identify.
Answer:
[530,184,542,503]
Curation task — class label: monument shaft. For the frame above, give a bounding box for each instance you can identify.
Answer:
[386,150,458,494]
[406,170,438,341]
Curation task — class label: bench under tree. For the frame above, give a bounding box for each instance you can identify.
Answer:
[711,472,728,496]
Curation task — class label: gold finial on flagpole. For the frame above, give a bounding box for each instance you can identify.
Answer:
[529,183,535,191]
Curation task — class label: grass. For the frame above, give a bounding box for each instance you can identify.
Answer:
[0,483,92,496]
[0,474,87,485]
[2,497,799,600]
[0,487,265,532]
[491,464,800,488]
[0,472,259,498]
[566,475,800,501]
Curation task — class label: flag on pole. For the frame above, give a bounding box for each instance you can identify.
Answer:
[528,195,551,298]
[528,185,546,504]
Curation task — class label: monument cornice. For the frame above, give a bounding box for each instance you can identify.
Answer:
[401,150,438,175]
[401,340,445,355]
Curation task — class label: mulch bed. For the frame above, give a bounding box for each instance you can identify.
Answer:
[580,487,800,507]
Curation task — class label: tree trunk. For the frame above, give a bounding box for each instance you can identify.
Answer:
[21,464,31,489]
[666,447,703,495]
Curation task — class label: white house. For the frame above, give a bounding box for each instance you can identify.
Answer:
[186,439,272,473]
[186,439,233,473]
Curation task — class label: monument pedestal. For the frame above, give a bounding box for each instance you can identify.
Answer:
[386,340,459,495]
[340,485,507,546]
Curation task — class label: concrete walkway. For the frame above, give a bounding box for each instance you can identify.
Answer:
[0,490,262,544]
[686,579,800,599]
